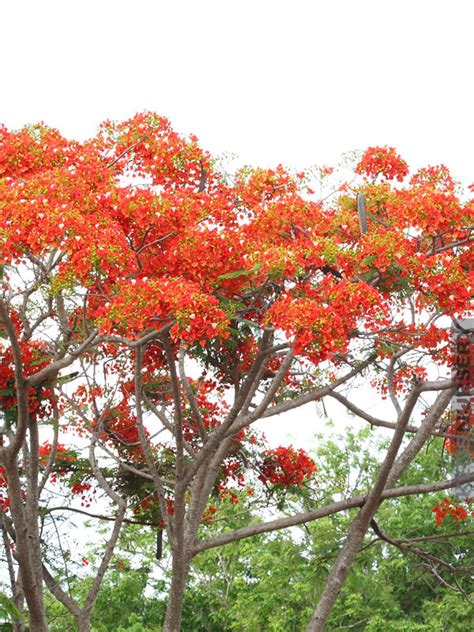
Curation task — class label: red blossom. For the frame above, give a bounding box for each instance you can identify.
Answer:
[259,446,317,488]
[432,498,472,527]
[356,146,409,182]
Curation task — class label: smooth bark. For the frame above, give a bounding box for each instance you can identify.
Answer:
[162,553,191,632]
[305,387,454,631]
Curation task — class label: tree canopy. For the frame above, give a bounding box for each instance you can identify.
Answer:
[0,113,472,631]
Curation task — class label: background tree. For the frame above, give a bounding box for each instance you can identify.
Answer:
[41,429,472,631]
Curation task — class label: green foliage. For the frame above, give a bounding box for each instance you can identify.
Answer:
[45,525,165,632]
[89,568,165,632]
[177,430,473,631]
[43,428,472,630]
[0,592,23,627]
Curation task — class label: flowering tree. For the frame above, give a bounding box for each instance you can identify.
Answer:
[0,114,472,631]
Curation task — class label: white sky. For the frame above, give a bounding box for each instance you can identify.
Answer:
[1,0,470,446]
[2,0,474,186]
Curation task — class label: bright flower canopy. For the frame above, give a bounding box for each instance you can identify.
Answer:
[0,112,472,632]
[0,115,472,356]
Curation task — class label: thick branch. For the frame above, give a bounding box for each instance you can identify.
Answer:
[134,347,172,538]
[329,390,457,439]
[182,330,276,487]
[27,329,100,386]
[163,336,186,480]
[305,381,451,631]
[178,343,207,441]
[0,300,30,458]
[194,471,474,554]
[42,565,81,618]
[386,387,455,487]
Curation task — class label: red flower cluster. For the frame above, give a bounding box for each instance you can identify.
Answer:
[0,338,53,421]
[133,495,174,525]
[356,146,409,182]
[94,276,229,343]
[202,505,218,522]
[70,481,95,507]
[432,497,472,527]
[39,442,77,481]
[100,400,143,460]
[259,446,317,487]
[267,279,381,363]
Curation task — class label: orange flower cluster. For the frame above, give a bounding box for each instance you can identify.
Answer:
[0,338,54,421]
[356,146,409,182]
[432,497,473,527]
[259,446,317,488]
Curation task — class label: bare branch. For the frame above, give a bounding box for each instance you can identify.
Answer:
[106,134,147,168]
[260,353,377,419]
[386,387,455,487]
[370,519,474,578]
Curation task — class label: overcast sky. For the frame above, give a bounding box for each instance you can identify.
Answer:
[1,0,471,445]
[2,0,474,185]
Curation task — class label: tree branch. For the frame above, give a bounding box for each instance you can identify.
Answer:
[194,471,474,554]
[260,353,377,419]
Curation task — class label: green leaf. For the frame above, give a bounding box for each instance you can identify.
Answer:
[218,263,262,280]
[0,592,24,622]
